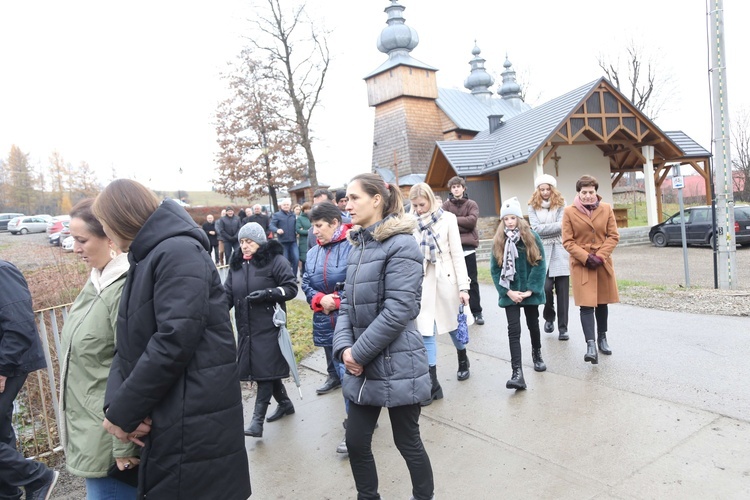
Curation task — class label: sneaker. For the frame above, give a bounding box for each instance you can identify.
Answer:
[336,437,348,454]
[25,469,59,500]
[474,313,485,325]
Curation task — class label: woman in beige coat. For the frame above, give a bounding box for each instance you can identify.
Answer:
[409,183,471,406]
[562,175,620,364]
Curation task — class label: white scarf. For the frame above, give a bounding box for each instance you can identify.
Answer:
[90,252,130,294]
[500,227,520,289]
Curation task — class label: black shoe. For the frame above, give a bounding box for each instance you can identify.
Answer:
[506,364,526,390]
[598,334,612,355]
[316,375,342,395]
[266,400,295,422]
[558,328,569,341]
[544,321,554,333]
[584,340,599,364]
[474,313,485,325]
[25,469,59,500]
[245,415,265,437]
[456,348,470,381]
[420,365,444,406]
[532,348,547,372]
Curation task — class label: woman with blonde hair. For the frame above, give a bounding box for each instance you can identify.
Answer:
[490,197,547,390]
[93,179,251,499]
[333,173,434,500]
[409,182,471,406]
[528,174,570,340]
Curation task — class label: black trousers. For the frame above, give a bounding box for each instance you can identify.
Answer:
[223,241,239,265]
[0,374,48,500]
[543,273,569,330]
[346,402,433,500]
[505,305,541,365]
[464,252,483,315]
[580,305,608,342]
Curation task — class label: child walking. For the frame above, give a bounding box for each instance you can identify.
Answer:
[490,197,547,390]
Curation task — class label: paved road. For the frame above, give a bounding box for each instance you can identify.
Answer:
[246,283,750,499]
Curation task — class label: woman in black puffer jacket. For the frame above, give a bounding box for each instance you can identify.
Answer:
[333,173,434,500]
[224,222,298,438]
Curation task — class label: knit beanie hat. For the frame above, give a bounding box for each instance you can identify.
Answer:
[535,174,557,188]
[238,222,267,245]
[500,197,523,218]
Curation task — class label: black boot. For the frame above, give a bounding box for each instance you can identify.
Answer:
[245,382,273,437]
[597,333,612,355]
[584,339,599,364]
[267,380,295,422]
[532,348,547,372]
[456,349,470,381]
[506,363,526,390]
[558,328,569,341]
[420,365,444,406]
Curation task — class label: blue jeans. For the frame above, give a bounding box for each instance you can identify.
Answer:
[280,241,299,277]
[85,476,137,500]
[422,325,466,367]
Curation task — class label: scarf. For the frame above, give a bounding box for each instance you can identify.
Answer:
[499,227,520,289]
[541,199,551,209]
[573,195,600,218]
[90,252,129,294]
[418,208,443,264]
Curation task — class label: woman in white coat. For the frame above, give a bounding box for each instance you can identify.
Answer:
[528,174,570,340]
[409,183,471,406]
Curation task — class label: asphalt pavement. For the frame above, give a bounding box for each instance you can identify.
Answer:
[245,283,750,499]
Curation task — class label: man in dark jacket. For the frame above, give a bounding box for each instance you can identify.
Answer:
[269,198,299,277]
[216,206,241,264]
[442,176,484,324]
[0,260,59,499]
[202,214,220,264]
[244,204,270,234]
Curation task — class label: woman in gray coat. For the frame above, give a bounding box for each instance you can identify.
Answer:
[528,174,570,340]
[333,173,434,500]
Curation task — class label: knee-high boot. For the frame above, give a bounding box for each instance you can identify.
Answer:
[246,381,273,437]
[267,379,295,422]
[420,365,444,406]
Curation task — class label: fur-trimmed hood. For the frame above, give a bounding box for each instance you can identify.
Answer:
[229,239,284,270]
[347,214,417,246]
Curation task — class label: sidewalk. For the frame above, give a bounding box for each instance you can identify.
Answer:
[245,283,750,499]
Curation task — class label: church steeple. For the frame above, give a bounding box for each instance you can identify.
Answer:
[464,42,494,98]
[498,55,523,101]
[377,0,419,57]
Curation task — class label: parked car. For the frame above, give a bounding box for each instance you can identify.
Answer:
[7,215,50,234]
[49,221,71,246]
[62,235,75,252]
[649,205,750,247]
[0,213,24,231]
[46,215,71,235]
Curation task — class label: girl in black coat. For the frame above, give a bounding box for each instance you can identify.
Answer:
[224,222,298,438]
[93,179,251,500]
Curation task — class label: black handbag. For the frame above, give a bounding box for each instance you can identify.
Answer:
[107,462,139,488]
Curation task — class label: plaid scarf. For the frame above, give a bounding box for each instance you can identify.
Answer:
[500,227,520,289]
[418,208,444,264]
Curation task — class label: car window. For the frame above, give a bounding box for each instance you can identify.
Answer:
[690,209,708,224]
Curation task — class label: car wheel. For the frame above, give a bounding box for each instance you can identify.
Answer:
[652,231,667,247]
[19,228,28,235]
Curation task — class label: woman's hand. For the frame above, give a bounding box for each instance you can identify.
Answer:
[103,417,152,447]
[506,290,527,303]
[343,348,363,376]
[459,291,470,306]
[320,294,338,314]
[116,456,140,471]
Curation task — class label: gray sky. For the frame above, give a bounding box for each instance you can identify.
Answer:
[1,0,748,192]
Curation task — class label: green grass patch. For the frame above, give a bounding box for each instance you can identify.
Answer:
[287,299,316,363]
[477,266,493,285]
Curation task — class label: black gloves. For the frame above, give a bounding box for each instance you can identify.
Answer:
[247,289,271,303]
[585,253,604,269]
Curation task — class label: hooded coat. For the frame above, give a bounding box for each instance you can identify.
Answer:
[225,239,297,381]
[332,215,430,408]
[562,198,620,307]
[104,200,251,500]
[302,224,352,347]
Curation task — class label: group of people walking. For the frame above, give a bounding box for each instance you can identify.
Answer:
[0,170,620,500]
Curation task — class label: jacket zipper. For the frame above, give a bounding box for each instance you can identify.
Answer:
[357,377,367,403]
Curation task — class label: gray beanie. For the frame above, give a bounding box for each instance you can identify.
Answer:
[238,222,267,245]
[500,197,523,218]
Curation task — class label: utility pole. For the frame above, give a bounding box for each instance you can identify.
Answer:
[708,0,737,289]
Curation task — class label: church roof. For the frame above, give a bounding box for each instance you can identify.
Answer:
[436,88,531,133]
[664,130,711,158]
[364,52,438,79]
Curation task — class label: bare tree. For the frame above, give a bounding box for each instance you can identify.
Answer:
[246,0,330,189]
[214,49,306,208]
[69,160,101,203]
[49,150,69,213]
[597,41,673,121]
[6,145,36,213]
[732,108,750,202]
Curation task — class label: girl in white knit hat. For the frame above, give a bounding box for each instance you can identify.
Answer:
[490,197,547,390]
[528,174,571,341]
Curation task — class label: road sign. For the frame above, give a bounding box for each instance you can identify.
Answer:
[673,176,684,189]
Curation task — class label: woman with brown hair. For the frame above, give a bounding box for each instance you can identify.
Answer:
[562,175,620,364]
[333,173,434,500]
[93,179,251,499]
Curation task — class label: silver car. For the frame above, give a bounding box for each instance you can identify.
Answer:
[7,216,50,234]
